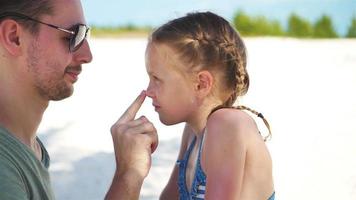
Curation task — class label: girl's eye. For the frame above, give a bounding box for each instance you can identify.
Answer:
[153,76,160,81]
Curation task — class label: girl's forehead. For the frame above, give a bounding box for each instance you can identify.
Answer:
[148,42,176,60]
[146,42,184,71]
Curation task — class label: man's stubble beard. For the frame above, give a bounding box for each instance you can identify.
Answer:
[27,40,74,101]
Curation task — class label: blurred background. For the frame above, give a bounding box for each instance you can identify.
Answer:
[38,0,356,200]
[82,0,356,38]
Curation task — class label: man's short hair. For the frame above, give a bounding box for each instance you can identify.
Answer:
[0,0,53,34]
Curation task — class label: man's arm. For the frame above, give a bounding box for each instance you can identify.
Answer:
[105,171,144,200]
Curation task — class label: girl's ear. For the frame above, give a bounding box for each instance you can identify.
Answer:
[195,70,214,97]
[0,19,23,56]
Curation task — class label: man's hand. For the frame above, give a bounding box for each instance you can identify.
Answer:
[110,90,158,180]
[106,91,158,200]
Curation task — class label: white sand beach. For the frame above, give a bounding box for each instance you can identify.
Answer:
[37,37,356,200]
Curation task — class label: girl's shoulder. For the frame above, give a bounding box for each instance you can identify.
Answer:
[206,108,259,138]
[202,108,259,174]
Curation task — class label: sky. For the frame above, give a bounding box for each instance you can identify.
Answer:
[82,0,356,36]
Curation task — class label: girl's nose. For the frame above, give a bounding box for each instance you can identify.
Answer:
[146,84,154,98]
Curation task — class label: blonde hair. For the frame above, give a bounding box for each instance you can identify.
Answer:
[150,11,271,140]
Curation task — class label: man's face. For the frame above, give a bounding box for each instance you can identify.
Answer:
[25,0,92,101]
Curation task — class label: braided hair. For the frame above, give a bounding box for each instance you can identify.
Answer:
[150,11,271,140]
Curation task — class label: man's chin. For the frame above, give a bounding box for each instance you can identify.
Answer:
[51,94,73,101]
[49,88,74,101]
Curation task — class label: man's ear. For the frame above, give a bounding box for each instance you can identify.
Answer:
[195,70,214,97]
[0,19,23,56]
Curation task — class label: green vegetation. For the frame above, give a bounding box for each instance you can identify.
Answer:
[287,13,313,37]
[313,15,338,38]
[346,16,356,38]
[233,11,284,36]
[90,11,356,39]
[90,24,151,37]
[233,10,341,38]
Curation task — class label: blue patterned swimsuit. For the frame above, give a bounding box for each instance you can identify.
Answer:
[176,135,275,200]
[177,136,206,200]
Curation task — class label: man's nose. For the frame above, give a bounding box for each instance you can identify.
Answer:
[72,40,93,64]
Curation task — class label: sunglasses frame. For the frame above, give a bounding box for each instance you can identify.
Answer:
[0,12,90,52]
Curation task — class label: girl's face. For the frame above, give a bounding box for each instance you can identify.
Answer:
[145,42,198,125]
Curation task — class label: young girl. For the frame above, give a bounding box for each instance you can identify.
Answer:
[145,11,275,200]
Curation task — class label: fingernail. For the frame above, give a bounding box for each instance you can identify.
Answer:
[141,90,146,96]
[141,116,148,122]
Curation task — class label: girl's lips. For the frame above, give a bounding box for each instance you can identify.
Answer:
[153,104,161,111]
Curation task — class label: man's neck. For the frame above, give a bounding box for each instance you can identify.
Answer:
[0,77,48,149]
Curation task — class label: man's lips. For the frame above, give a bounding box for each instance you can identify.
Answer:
[65,67,82,82]
[65,70,81,82]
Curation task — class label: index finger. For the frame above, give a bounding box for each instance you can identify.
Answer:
[117,90,146,124]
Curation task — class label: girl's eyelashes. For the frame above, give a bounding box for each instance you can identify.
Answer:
[150,74,159,81]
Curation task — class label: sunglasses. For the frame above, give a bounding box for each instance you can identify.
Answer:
[0,12,90,52]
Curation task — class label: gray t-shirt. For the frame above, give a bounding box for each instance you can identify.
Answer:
[0,126,55,200]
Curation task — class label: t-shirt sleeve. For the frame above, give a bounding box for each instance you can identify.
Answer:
[0,159,28,200]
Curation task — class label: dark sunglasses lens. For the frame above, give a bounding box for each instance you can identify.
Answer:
[70,25,88,52]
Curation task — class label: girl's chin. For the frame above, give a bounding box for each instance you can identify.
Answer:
[159,116,181,126]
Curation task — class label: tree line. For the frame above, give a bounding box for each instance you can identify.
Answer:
[90,11,356,38]
[233,10,356,38]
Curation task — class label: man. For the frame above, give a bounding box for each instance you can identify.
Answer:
[0,0,158,199]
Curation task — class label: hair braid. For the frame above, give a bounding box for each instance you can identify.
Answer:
[219,38,248,107]
[236,105,272,141]
[209,105,272,141]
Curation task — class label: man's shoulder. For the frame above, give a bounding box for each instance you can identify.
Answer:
[0,127,26,160]
[0,157,28,200]
[0,127,54,200]
[0,141,26,199]
[0,126,43,176]
[0,127,25,177]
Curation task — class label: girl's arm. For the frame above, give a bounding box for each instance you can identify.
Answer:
[202,109,252,200]
[159,123,194,200]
